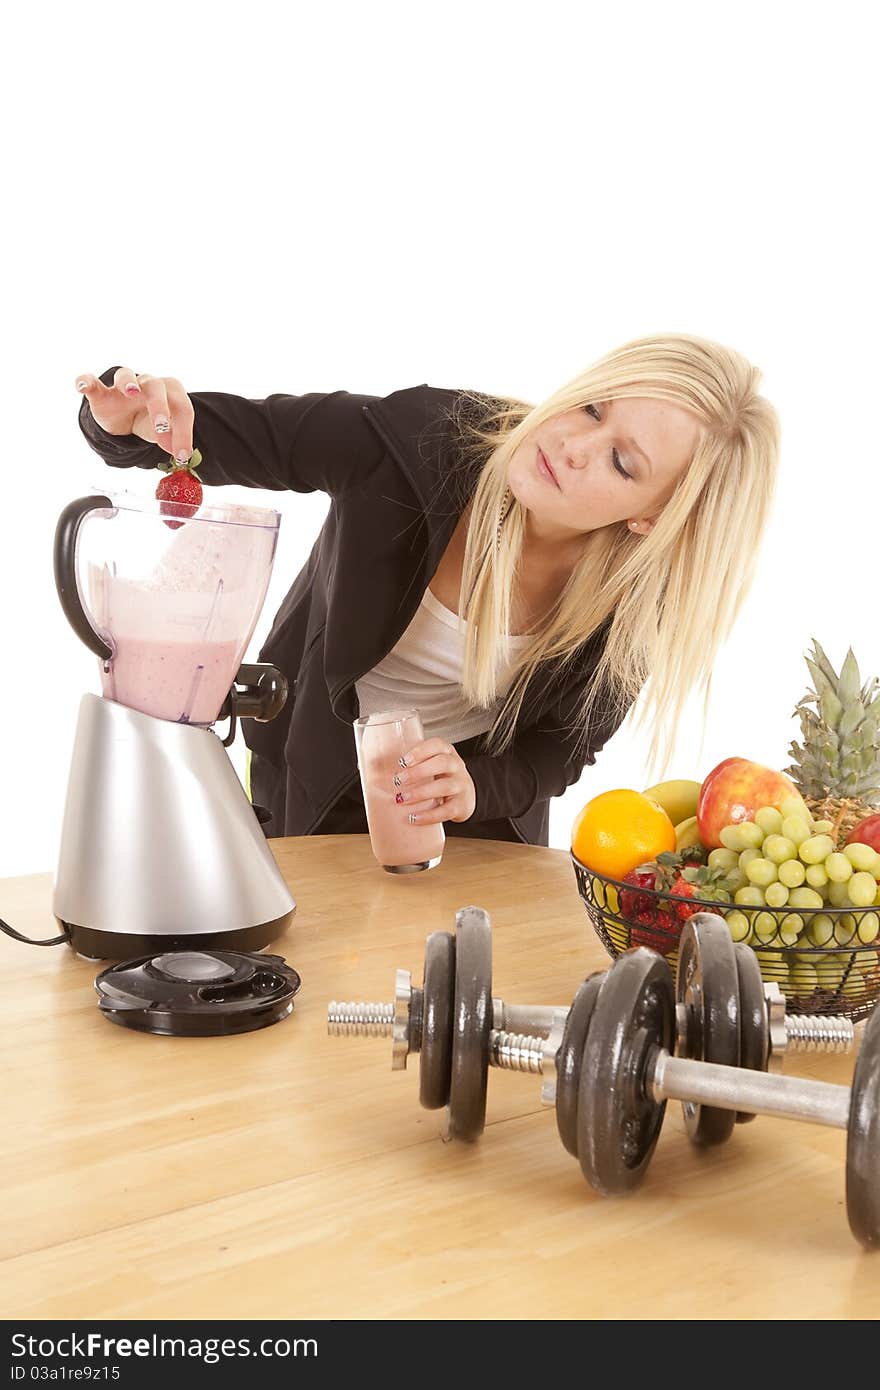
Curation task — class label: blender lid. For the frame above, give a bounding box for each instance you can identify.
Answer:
[94,949,301,1036]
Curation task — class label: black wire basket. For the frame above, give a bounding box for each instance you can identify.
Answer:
[571,852,880,1023]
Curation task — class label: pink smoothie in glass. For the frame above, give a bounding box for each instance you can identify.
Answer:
[100,636,242,725]
[356,710,444,872]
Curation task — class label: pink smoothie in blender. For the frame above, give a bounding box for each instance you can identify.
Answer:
[78,494,280,725]
[354,709,445,872]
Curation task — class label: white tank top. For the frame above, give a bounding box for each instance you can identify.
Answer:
[354,586,531,743]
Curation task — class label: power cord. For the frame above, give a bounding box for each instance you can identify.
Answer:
[1,916,70,946]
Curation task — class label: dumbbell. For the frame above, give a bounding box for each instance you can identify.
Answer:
[567,943,880,1250]
[328,908,880,1246]
[328,906,567,1140]
[328,906,855,1142]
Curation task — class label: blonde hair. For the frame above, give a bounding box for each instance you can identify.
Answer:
[447,333,781,781]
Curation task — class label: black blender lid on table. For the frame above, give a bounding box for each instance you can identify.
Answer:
[94,949,302,1036]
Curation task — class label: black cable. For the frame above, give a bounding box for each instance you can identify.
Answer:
[1,916,69,947]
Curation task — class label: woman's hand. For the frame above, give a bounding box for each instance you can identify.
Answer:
[74,366,196,464]
[391,738,477,825]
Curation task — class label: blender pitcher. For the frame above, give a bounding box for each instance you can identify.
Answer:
[52,488,297,960]
[55,489,281,724]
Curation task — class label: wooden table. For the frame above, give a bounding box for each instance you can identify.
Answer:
[1,835,878,1320]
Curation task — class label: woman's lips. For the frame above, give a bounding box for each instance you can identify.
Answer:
[536,446,560,489]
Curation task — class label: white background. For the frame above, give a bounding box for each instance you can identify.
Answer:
[1,0,877,879]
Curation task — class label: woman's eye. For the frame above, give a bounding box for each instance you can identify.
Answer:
[612,448,632,481]
[584,403,601,420]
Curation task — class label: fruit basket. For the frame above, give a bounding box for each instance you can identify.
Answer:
[571,853,880,1022]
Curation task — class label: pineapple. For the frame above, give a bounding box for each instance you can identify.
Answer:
[785,640,880,843]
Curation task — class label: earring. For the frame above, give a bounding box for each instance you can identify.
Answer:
[496,487,513,548]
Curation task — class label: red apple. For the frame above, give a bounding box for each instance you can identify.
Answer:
[846,815,880,853]
[697,757,809,849]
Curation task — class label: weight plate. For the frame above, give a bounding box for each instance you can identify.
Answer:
[846,1003,880,1248]
[576,948,674,1195]
[677,915,740,1146]
[733,942,769,1123]
[556,972,605,1156]
[447,907,493,1141]
[419,931,455,1110]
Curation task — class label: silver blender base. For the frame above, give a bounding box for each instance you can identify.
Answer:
[53,694,296,960]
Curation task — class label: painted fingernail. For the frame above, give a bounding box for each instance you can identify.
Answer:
[75,379,89,391]
[392,773,403,788]
[176,449,191,463]
[407,812,417,824]
[154,417,170,433]
[398,756,410,768]
[395,792,405,804]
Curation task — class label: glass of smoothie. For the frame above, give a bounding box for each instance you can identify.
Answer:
[354,709,445,873]
[72,489,280,725]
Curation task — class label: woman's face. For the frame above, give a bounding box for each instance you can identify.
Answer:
[507,395,701,544]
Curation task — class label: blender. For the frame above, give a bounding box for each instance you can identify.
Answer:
[52,488,297,960]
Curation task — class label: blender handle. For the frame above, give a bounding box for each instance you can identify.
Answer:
[53,495,114,662]
[219,664,289,724]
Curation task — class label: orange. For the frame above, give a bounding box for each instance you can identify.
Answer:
[571,788,676,880]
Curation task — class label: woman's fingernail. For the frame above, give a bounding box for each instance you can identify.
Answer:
[395,792,405,804]
[154,417,170,433]
[75,379,89,391]
[407,812,417,824]
[398,756,410,768]
[176,449,191,463]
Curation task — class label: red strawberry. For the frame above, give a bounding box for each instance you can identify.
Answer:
[156,449,203,529]
[619,849,732,955]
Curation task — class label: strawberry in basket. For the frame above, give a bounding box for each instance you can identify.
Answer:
[620,848,736,954]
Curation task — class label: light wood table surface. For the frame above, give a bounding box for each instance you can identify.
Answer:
[1,834,878,1320]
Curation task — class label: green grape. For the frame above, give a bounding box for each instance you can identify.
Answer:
[806,913,835,947]
[742,821,765,849]
[844,842,880,873]
[751,911,779,944]
[799,834,835,865]
[787,886,824,910]
[745,857,779,888]
[789,960,819,997]
[814,955,847,991]
[776,917,800,946]
[764,881,789,909]
[778,858,807,888]
[805,862,829,889]
[708,847,739,871]
[720,823,763,851]
[754,950,789,990]
[734,886,765,907]
[811,819,835,835]
[857,911,880,944]
[780,911,804,937]
[833,913,858,946]
[824,852,853,883]
[852,948,878,972]
[781,815,811,847]
[781,797,810,821]
[723,867,748,892]
[762,834,797,865]
[725,910,751,942]
[739,847,761,870]
[754,806,784,836]
[827,880,851,907]
[848,871,878,908]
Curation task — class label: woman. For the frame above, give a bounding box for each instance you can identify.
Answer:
[74,334,780,845]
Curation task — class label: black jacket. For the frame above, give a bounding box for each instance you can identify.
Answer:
[77,367,629,845]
